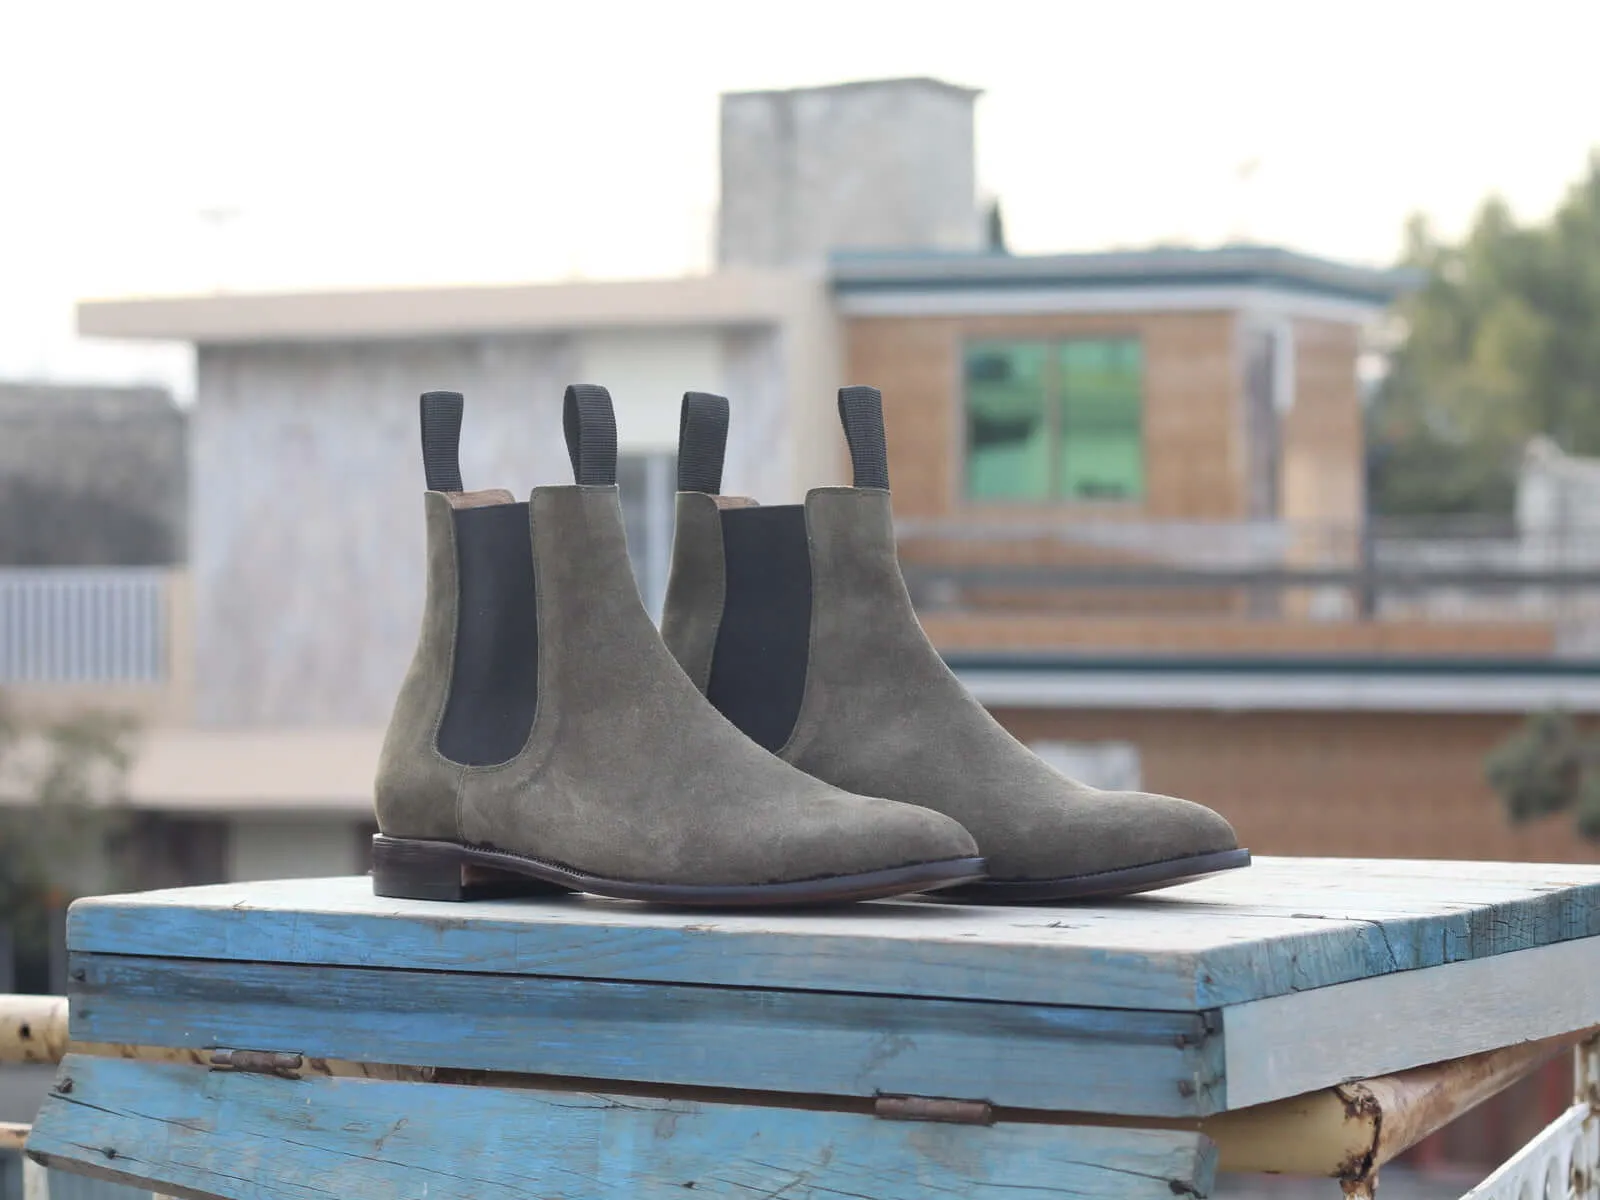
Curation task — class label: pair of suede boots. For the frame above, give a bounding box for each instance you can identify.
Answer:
[371,384,1249,907]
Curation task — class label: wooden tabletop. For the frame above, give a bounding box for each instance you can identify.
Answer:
[65,857,1600,1114]
[69,856,1600,1010]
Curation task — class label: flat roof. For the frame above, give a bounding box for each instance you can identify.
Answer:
[76,245,1408,346]
[724,76,981,100]
[76,270,825,344]
[832,244,1412,308]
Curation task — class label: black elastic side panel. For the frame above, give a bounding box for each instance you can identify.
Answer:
[420,391,465,492]
[563,384,619,486]
[437,503,540,766]
[837,385,891,490]
[706,506,812,753]
[678,391,729,494]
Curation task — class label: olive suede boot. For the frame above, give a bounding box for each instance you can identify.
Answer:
[371,386,983,906]
[660,387,1249,902]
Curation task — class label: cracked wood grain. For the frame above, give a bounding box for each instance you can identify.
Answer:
[69,954,1223,1117]
[26,1056,1218,1200]
[63,859,1600,1011]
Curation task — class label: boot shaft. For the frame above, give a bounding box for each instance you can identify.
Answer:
[659,384,1247,901]
[376,385,638,824]
[661,387,922,756]
[373,384,984,901]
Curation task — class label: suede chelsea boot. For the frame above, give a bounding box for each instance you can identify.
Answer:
[660,386,1250,902]
[371,386,984,906]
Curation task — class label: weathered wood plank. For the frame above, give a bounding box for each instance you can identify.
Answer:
[1222,935,1600,1107]
[69,954,1222,1116]
[21,1157,48,1200]
[64,859,1600,1011]
[1206,1027,1591,1178]
[27,1056,1220,1200]
[63,885,1355,1011]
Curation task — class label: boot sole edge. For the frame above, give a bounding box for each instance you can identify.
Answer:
[371,834,986,907]
[936,847,1253,904]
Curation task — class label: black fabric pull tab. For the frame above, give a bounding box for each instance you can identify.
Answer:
[563,384,619,486]
[419,390,465,492]
[678,392,729,493]
[837,386,890,490]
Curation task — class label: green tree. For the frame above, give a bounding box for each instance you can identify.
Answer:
[0,699,137,988]
[1485,710,1600,843]
[1370,154,1600,516]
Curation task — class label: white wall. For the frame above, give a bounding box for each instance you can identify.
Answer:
[193,336,575,726]
[227,815,365,881]
[191,328,793,726]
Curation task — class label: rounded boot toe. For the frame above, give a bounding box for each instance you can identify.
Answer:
[1114,792,1240,864]
[792,793,980,881]
[982,790,1238,882]
[869,801,981,869]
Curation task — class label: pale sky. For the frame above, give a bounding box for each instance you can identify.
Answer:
[4,0,1598,397]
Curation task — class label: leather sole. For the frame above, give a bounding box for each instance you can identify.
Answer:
[934,847,1252,904]
[371,834,987,907]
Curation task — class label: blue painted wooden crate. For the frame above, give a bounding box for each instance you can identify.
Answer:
[24,856,1600,1200]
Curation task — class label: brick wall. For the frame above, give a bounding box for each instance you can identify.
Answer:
[994,706,1600,863]
[846,310,1244,520]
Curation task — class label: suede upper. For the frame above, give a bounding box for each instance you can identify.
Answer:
[373,490,468,842]
[375,485,978,888]
[662,486,1240,883]
[658,492,726,694]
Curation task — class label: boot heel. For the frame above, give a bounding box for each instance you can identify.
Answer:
[371,835,575,901]
[371,835,473,900]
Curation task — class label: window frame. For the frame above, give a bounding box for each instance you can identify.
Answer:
[959,334,1147,509]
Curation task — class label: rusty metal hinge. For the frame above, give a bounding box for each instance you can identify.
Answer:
[209,1048,304,1078]
[874,1094,994,1125]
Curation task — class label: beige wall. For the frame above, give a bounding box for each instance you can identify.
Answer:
[1282,319,1365,531]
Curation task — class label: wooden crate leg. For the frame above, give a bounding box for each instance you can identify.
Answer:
[21,1156,49,1200]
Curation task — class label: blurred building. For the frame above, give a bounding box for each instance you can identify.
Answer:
[10,74,1596,895]
[0,382,187,567]
[0,382,191,726]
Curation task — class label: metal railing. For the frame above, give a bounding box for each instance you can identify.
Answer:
[1461,1036,1600,1200]
[0,570,169,687]
[895,516,1600,629]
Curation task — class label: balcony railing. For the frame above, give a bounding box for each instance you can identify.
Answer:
[0,569,171,687]
[896,516,1600,633]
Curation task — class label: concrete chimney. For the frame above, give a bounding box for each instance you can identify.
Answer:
[717,77,983,268]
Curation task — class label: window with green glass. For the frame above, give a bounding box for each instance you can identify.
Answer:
[964,337,1144,502]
